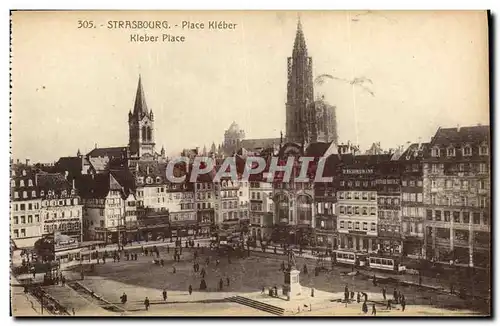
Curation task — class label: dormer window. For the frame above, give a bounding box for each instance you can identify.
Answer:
[156,176,162,183]
[22,191,27,198]
[463,146,472,156]
[22,170,26,176]
[40,190,45,196]
[480,145,489,156]
[447,147,455,157]
[146,177,153,184]
[31,190,36,197]
[10,180,15,187]
[28,179,33,187]
[20,180,25,187]
[71,189,75,195]
[11,170,15,177]
[431,147,440,157]
[62,190,67,197]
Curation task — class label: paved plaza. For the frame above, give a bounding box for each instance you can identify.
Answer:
[45,245,489,316]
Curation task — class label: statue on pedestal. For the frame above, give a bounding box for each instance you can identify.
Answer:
[288,249,297,270]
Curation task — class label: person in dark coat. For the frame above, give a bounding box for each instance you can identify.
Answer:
[144,297,150,310]
[382,287,386,300]
[357,292,361,303]
[362,301,368,314]
[371,304,377,315]
[219,278,224,291]
[120,292,127,304]
[387,299,392,310]
[226,277,230,287]
[393,288,398,303]
[162,289,167,301]
[189,284,193,295]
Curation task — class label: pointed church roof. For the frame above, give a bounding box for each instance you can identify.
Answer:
[133,75,149,116]
[293,17,308,56]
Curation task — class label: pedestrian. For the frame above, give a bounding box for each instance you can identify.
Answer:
[219,278,224,291]
[393,288,398,303]
[216,259,220,266]
[120,292,127,304]
[401,299,406,312]
[357,292,361,303]
[201,268,206,278]
[189,284,193,295]
[160,259,164,267]
[72,308,75,316]
[362,301,368,314]
[173,266,176,274]
[382,287,386,300]
[144,297,150,311]
[226,277,230,287]
[350,291,355,300]
[162,289,167,301]
[387,299,392,310]
[371,304,376,316]
[373,274,377,286]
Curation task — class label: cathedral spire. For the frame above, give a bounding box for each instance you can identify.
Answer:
[293,16,308,57]
[133,75,149,116]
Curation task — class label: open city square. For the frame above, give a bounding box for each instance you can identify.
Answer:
[10,11,490,317]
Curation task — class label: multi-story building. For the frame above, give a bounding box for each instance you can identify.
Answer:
[10,162,43,247]
[422,126,490,268]
[375,159,403,254]
[249,172,274,241]
[399,143,428,258]
[272,142,315,246]
[195,172,216,237]
[78,171,135,242]
[37,173,83,241]
[336,154,381,252]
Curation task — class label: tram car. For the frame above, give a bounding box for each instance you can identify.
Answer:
[333,250,368,267]
[366,255,406,274]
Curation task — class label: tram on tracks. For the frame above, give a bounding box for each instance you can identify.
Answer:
[333,250,406,274]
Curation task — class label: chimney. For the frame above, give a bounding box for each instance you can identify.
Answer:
[95,143,98,149]
[72,178,75,189]
[17,159,20,164]
[25,159,30,166]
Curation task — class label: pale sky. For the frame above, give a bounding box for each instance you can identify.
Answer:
[11,10,489,162]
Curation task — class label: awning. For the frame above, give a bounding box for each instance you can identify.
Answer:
[12,237,41,249]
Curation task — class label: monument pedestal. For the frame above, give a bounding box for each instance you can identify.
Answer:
[283,268,301,298]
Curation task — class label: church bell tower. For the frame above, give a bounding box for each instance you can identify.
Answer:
[128,75,155,158]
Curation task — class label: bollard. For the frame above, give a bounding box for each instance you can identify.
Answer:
[311,288,315,297]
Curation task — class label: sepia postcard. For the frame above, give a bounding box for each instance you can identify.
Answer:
[9,10,491,317]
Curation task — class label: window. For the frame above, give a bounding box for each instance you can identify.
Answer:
[447,147,455,157]
[339,206,345,214]
[463,146,472,156]
[431,180,437,188]
[354,206,360,215]
[431,147,440,157]
[13,216,18,224]
[354,192,359,199]
[362,207,368,215]
[482,212,489,225]
[479,180,486,190]
[370,193,376,200]
[370,223,376,231]
[417,193,423,202]
[479,197,487,208]
[417,180,423,187]
[21,216,26,224]
[431,194,437,205]
[460,212,468,224]
[453,211,460,223]
[431,164,438,173]
[402,180,407,187]
[479,163,487,173]
[14,192,19,199]
[442,211,448,222]
[23,191,27,198]
[13,230,19,238]
[427,209,433,220]
[409,180,415,187]
[480,145,488,156]
[370,207,376,215]
[346,192,352,199]
[347,221,352,229]
[363,222,368,230]
[473,212,480,224]
[340,221,345,229]
[461,196,467,207]
[347,206,353,215]
[355,222,360,230]
[20,229,26,237]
